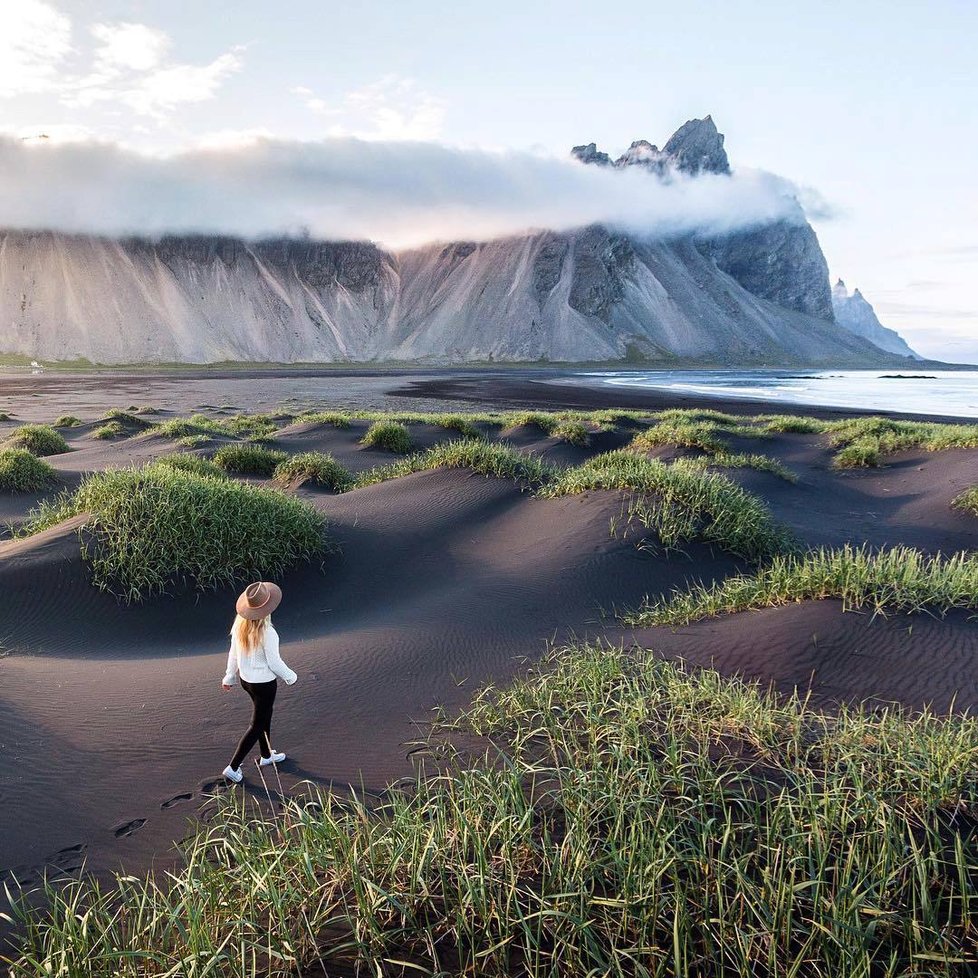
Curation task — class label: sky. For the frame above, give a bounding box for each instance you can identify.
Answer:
[0,0,975,362]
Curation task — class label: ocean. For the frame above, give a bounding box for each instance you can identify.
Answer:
[574,369,978,419]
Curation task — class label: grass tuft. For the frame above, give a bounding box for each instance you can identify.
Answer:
[953,486,978,517]
[550,419,591,446]
[628,543,978,626]
[175,434,212,449]
[91,421,125,440]
[0,448,56,492]
[828,417,978,468]
[52,415,82,428]
[212,444,287,476]
[355,439,554,490]
[153,453,228,480]
[361,419,413,454]
[685,451,798,482]
[5,424,70,456]
[22,463,325,601]
[273,452,354,491]
[543,451,791,560]
[297,410,353,429]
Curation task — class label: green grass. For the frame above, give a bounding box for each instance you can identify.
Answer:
[90,421,125,440]
[273,451,354,491]
[150,416,226,440]
[52,415,81,428]
[4,424,70,456]
[19,463,325,601]
[953,486,978,517]
[631,419,727,454]
[152,453,228,480]
[685,451,798,482]
[296,410,353,429]
[354,438,554,490]
[0,448,56,492]
[503,410,561,434]
[754,414,831,434]
[550,418,591,446]
[212,444,288,476]
[9,642,978,976]
[432,412,481,438]
[175,434,212,449]
[361,419,413,454]
[542,451,792,560]
[628,544,978,626]
[103,409,152,428]
[222,412,283,440]
[827,417,978,468]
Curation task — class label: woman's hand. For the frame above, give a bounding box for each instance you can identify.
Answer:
[222,683,232,691]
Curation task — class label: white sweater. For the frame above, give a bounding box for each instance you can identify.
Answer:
[223,624,297,686]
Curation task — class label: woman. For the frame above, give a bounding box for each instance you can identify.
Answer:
[221,581,297,783]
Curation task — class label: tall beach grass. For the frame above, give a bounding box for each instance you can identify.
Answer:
[18,462,326,601]
[542,451,792,560]
[628,543,978,626]
[8,643,978,976]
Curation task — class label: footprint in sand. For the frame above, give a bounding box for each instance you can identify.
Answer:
[200,779,231,796]
[161,792,193,810]
[113,818,147,839]
[47,843,87,873]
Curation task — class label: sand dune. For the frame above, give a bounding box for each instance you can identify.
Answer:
[2,384,977,933]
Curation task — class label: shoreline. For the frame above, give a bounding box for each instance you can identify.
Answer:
[0,366,975,423]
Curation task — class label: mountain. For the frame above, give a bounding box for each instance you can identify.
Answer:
[0,118,915,366]
[831,279,919,359]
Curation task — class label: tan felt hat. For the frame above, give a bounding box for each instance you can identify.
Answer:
[236,581,282,620]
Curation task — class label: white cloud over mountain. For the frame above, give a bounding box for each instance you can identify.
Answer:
[0,133,805,248]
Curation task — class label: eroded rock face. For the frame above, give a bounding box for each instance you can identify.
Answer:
[568,226,636,321]
[532,234,570,302]
[572,116,833,320]
[832,279,918,358]
[704,221,834,320]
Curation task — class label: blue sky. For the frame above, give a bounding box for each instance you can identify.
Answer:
[1,0,975,361]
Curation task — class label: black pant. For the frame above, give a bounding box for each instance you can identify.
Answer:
[229,678,278,770]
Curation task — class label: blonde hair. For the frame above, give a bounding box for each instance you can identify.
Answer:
[231,614,270,654]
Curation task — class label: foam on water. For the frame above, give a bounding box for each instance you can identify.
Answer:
[573,370,978,419]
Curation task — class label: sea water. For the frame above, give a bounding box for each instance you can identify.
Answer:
[573,369,978,419]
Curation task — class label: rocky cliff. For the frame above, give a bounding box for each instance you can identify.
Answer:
[832,279,918,359]
[0,118,912,366]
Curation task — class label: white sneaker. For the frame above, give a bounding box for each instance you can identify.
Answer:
[223,765,243,783]
[259,751,286,766]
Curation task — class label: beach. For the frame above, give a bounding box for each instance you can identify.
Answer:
[2,367,978,958]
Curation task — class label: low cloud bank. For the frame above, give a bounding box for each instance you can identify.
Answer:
[0,135,807,248]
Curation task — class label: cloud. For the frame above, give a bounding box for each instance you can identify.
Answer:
[0,0,72,98]
[90,22,169,73]
[67,23,244,118]
[0,134,808,249]
[0,4,243,120]
[293,75,447,141]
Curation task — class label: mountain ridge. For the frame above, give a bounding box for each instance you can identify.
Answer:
[0,117,920,367]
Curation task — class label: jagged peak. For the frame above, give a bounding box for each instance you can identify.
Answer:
[662,116,730,175]
[570,115,730,176]
[570,142,612,166]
